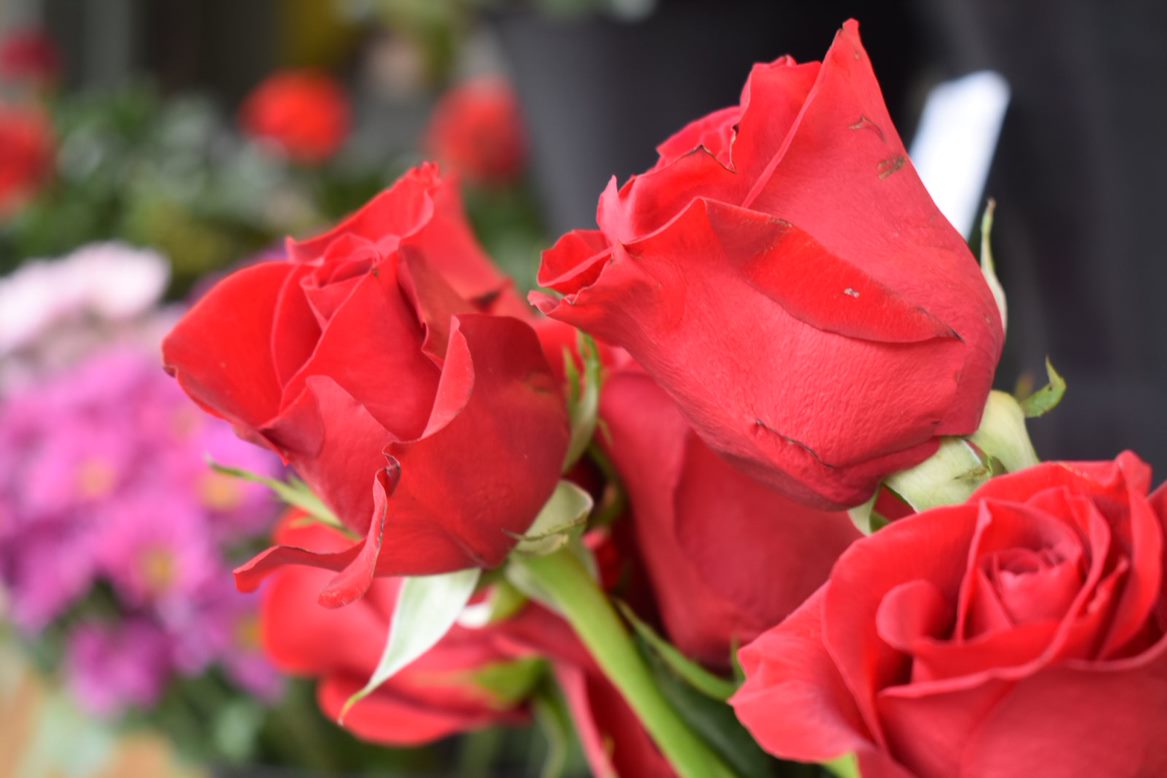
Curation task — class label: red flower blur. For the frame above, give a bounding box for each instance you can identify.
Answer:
[425,77,526,187]
[0,28,61,86]
[240,69,351,164]
[0,105,52,211]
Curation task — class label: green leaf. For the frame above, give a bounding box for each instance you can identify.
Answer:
[1018,357,1066,418]
[617,602,738,702]
[511,480,594,556]
[823,753,862,778]
[562,332,603,471]
[207,460,347,532]
[639,640,780,778]
[884,438,991,511]
[339,567,482,723]
[471,657,549,706]
[979,198,1008,332]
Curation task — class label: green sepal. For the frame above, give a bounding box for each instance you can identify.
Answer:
[979,198,1008,332]
[207,459,349,534]
[884,437,991,511]
[970,390,1040,472]
[1017,357,1066,418]
[510,480,594,556]
[562,332,603,472]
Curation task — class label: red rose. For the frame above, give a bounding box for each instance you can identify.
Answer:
[163,164,568,606]
[0,28,61,86]
[263,520,538,743]
[532,20,1004,509]
[240,69,350,163]
[424,77,526,187]
[0,105,52,211]
[732,452,1167,777]
[602,367,861,667]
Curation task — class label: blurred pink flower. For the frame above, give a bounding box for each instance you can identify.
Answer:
[96,493,219,612]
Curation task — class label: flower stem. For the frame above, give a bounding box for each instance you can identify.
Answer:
[516,548,733,778]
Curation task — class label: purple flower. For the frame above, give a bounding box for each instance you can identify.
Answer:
[65,618,173,716]
[0,521,98,630]
[95,491,219,614]
[176,579,283,700]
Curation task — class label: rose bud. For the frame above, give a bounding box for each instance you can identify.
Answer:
[262,520,548,742]
[732,451,1167,777]
[240,69,351,164]
[532,19,1004,510]
[163,164,569,606]
[602,366,860,668]
[424,77,526,188]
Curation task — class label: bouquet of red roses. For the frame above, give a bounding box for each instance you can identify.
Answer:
[160,20,1166,778]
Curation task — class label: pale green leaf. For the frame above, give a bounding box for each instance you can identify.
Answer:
[339,567,481,723]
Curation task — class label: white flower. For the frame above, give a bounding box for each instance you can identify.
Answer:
[0,242,169,355]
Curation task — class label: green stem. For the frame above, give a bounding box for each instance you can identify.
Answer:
[517,548,733,778]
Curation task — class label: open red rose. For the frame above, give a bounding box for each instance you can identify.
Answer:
[0,105,52,211]
[163,164,568,606]
[240,69,350,163]
[532,20,1003,510]
[732,452,1167,777]
[602,367,861,668]
[425,77,526,188]
[263,520,541,743]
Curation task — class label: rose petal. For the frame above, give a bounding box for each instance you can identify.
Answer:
[162,261,289,431]
[281,259,440,441]
[733,589,878,763]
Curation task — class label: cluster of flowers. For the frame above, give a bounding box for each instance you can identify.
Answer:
[161,20,1166,778]
[0,246,282,718]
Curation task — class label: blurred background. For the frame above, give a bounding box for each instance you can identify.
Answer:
[2,0,1165,775]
